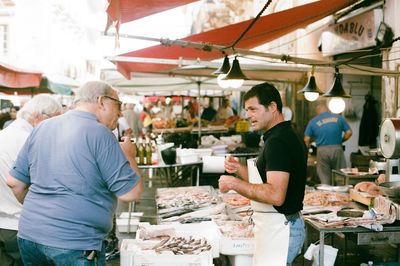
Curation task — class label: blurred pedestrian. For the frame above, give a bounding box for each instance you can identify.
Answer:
[304,103,352,184]
[2,106,20,129]
[216,98,234,121]
[0,94,62,266]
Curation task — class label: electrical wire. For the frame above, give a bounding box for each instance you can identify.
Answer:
[226,0,272,50]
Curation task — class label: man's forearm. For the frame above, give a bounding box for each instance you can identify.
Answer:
[6,175,29,204]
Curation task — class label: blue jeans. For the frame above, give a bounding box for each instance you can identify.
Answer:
[287,217,306,265]
[17,237,106,266]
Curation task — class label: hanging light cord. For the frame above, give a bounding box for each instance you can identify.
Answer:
[226,0,272,51]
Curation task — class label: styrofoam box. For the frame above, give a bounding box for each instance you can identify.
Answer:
[219,235,254,255]
[194,148,213,157]
[116,217,140,233]
[120,239,213,266]
[228,254,253,266]
[119,212,144,219]
[178,154,200,164]
[136,221,221,258]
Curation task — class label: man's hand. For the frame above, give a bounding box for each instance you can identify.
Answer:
[224,155,240,174]
[120,136,137,159]
[219,175,237,193]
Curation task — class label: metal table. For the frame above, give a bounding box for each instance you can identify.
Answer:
[331,169,378,186]
[305,219,400,265]
[138,161,203,187]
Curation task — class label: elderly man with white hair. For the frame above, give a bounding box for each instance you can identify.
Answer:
[7,80,142,266]
[0,94,62,266]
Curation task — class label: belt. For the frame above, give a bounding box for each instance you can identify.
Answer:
[285,211,301,222]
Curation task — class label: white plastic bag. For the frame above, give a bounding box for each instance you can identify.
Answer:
[304,243,318,260]
[312,244,338,266]
[304,244,338,266]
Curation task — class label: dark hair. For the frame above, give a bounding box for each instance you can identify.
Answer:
[243,82,282,113]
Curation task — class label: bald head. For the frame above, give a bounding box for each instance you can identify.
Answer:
[316,103,329,115]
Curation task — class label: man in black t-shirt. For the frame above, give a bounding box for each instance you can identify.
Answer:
[219,82,307,265]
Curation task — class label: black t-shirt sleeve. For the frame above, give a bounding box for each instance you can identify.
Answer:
[264,137,291,173]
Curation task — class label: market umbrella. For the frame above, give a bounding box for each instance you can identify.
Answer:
[0,77,74,96]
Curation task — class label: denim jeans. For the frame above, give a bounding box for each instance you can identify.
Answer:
[286,216,306,265]
[17,237,106,266]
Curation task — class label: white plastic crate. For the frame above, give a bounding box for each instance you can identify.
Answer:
[120,239,213,266]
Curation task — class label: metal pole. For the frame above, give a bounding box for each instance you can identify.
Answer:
[197,81,201,145]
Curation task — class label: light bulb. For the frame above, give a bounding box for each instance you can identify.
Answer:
[328,97,345,114]
[304,92,319,102]
[217,74,230,88]
[228,79,244,89]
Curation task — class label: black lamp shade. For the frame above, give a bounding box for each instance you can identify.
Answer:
[375,22,394,48]
[213,55,230,75]
[322,73,351,98]
[298,76,322,94]
[221,57,249,80]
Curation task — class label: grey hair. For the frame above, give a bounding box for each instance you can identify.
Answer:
[17,94,63,120]
[74,80,114,104]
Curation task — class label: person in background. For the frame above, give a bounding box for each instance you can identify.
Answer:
[113,116,132,141]
[2,106,20,129]
[0,94,62,266]
[122,102,140,138]
[184,101,196,119]
[216,98,234,121]
[140,104,153,136]
[7,81,142,265]
[201,98,217,122]
[219,82,307,265]
[304,103,352,185]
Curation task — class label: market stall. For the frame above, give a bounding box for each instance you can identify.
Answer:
[120,186,255,266]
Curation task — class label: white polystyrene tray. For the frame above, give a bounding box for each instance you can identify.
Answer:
[135,221,221,258]
[120,239,213,266]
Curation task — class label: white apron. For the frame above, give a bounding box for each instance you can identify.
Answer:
[247,158,290,266]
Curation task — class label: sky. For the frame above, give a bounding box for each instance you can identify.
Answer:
[8,0,198,81]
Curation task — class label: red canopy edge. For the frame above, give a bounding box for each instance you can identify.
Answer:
[106,0,199,25]
[112,0,358,79]
[0,63,43,88]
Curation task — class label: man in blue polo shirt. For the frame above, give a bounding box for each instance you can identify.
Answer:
[7,80,142,265]
[304,103,352,184]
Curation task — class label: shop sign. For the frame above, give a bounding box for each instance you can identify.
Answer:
[320,9,382,56]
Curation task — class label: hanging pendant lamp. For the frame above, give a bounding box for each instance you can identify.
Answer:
[213,55,230,75]
[213,55,231,89]
[298,66,323,102]
[323,68,351,114]
[322,68,351,98]
[221,56,248,89]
